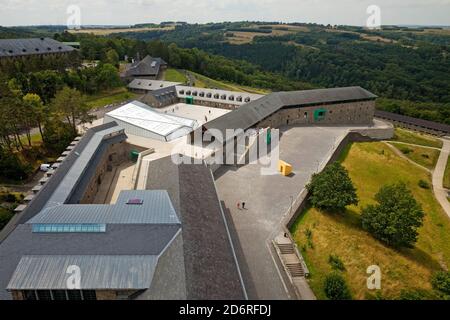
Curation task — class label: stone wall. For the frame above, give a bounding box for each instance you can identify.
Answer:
[257,100,375,128]
[79,140,130,204]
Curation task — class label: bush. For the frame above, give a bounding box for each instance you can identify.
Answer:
[361,182,424,248]
[431,271,450,295]
[418,179,430,189]
[324,272,351,300]
[306,162,358,212]
[400,147,413,154]
[0,151,32,181]
[0,208,14,231]
[0,193,17,203]
[328,254,346,271]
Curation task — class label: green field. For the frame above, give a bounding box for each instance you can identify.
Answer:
[291,142,450,299]
[164,68,188,83]
[392,128,443,149]
[388,142,440,170]
[86,87,139,109]
[444,157,450,190]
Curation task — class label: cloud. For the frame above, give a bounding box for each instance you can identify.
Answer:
[0,0,449,26]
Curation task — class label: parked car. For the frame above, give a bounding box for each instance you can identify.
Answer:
[39,164,51,172]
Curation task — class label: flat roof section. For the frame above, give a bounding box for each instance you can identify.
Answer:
[128,79,182,91]
[104,100,198,141]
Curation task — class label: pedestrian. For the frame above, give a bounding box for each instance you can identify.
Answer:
[242,202,246,209]
[237,202,240,210]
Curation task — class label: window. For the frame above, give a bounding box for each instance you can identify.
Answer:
[67,290,82,300]
[127,198,144,205]
[36,290,52,301]
[52,290,67,300]
[22,290,37,300]
[82,290,97,300]
[32,224,106,233]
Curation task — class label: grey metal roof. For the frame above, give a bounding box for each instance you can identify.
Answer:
[44,124,125,210]
[28,190,180,225]
[7,255,158,290]
[375,110,450,134]
[200,86,377,142]
[128,79,181,91]
[0,223,181,299]
[0,38,75,58]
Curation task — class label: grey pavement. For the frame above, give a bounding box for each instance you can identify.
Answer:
[214,125,350,299]
[432,138,450,219]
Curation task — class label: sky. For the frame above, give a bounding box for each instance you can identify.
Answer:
[0,0,449,27]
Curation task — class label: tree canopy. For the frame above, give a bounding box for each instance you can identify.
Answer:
[361,182,424,248]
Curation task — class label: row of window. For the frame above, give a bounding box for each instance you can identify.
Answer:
[22,290,97,301]
[31,223,106,233]
[178,89,252,102]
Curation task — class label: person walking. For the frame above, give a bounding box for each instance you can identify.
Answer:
[242,201,246,209]
[237,202,241,210]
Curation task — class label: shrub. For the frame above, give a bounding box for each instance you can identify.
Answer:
[400,147,413,154]
[0,208,14,231]
[324,272,351,300]
[328,254,346,271]
[361,182,424,248]
[431,271,450,295]
[306,162,358,212]
[418,179,430,189]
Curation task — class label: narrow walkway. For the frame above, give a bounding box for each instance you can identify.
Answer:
[432,138,450,219]
[383,142,431,173]
[386,140,442,151]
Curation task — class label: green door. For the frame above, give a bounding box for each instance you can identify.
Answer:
[313,108,327,121]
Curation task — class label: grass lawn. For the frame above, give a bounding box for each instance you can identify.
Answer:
[444,157,450,189]
[86,87,139,109]
[19,132,43,147]
[290,142,450,299]
[392,127,443,149]
[164,68,188,83]
[388,142,440,170]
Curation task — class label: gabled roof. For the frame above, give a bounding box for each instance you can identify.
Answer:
[28,190,180,225]
[7,255,158,290]
[375,110,450,134]
[200,86,377,142]
[0,38,75,58]
[124,55,162,77]
[143,157,247,299]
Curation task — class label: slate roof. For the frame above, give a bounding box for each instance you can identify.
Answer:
[0,38,75,58]
[199,86,377,142]
[143,157,247,299]
[375,110,450,134]
[124,55,164,77]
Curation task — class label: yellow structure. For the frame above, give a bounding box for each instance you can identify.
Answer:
[278,160,292,176]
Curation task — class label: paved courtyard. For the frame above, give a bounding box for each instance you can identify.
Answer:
[214,125,352,299]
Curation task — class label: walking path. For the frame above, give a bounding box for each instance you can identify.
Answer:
[432,138,450,219]
[383,142,432,173]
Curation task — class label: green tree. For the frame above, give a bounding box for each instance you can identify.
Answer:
[23,93,46,143]
[96,64,122,91]
[105,49,120,66]
[306,162,358,211]
[361,182,424,248]
[324,272,351,300]
[431,271,450,296]
[51,87,92,134]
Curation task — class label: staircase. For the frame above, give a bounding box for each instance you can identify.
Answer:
[275,243,305,278]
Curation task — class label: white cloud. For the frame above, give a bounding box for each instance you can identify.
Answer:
[0,0,449,26]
